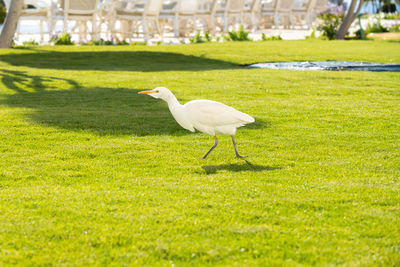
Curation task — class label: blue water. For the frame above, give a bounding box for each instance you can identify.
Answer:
[246,61,400,72]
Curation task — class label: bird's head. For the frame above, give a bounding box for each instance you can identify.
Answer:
[138,87,173,101]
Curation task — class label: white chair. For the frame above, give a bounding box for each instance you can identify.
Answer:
[174,0,198,37]
[196,0,218,34]
[158,0,177,35]
[16,0,52,43]
[98,0,116,39]
[159,0,198,37]
[243,0,261,30]
[292,0,316,29]
[275,0,295,29]
[215,0,246,32]
[260,0,278,28]
[110,0,163,42]
[61,0,100,41]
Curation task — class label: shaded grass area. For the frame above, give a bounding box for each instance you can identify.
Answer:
[2,39,400,71]
[0,69,182,135]
[0,50,238,72]
[0,40,399,265]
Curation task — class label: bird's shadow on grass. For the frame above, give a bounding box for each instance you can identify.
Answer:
[245,118,271,129]
[202,160,282,174]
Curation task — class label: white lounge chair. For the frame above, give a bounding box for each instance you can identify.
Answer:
[260,0,278,28]
[275,0,295,29]
[64,0,99,40]
[292,0,316,29]
[98,0,116,39]
[51,0,99,41]
[215,0,246,32]
[159,0,198,37]
[243,0,261,31]
[158,0,178,35]
[196,0,218,35]
[110,0,163,42]
[16,0,52,43]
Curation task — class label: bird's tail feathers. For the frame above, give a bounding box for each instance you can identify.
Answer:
[239,112,255,124]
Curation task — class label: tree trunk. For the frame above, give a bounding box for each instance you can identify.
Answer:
[0,0,23,48]
[335,0,364,40]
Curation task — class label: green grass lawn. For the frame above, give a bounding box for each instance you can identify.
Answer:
[0,40,399,266]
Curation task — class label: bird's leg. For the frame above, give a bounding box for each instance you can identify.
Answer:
[201,136,218,159]
[231,135,245,159]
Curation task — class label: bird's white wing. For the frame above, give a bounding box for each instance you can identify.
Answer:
[184,100,254,127]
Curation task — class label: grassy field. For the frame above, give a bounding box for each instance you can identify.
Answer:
[0,40,399,266]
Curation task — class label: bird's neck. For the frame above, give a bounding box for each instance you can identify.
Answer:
[165,94,186,122]
[165,94,182,110]
[164,93,194,132]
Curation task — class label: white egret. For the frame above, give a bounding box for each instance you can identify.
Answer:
[139,87,254,159]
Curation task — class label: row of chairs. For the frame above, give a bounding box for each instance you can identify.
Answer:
[8,0,329,43]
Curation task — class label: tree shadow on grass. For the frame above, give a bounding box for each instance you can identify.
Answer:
[0,69,185,136]
[0,50,239,72]
[0,69,269,136]
[202,160,282,174]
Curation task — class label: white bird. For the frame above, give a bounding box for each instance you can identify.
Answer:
[139,87,255,159]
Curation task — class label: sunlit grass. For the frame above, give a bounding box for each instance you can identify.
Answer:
[0,40,399,265]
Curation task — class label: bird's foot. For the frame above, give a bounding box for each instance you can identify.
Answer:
[236,154,246,159]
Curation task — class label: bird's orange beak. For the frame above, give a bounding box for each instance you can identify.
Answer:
[138,90,154,95]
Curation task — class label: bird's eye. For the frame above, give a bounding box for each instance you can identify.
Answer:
[155,90,159,93]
